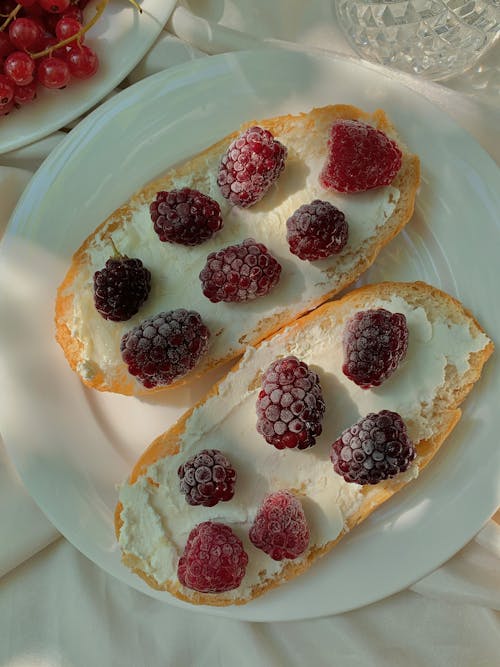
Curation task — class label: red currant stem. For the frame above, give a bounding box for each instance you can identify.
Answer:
[0,3,21,32]
[128,0,142,13]
[30,0,108,59]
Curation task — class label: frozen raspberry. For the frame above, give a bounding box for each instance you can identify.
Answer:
[319,120,402,193]
[199,238,281,303]
[256,356,325,450]
[286,200,348,260]
[178,449,236,507]
[93,256,151,322]
[217,125,287,207]
[342,308,408,389]
[249,490,310,560]
[150,188,223,246]
[331,410,415,485]
[120,309,210,388]
[177,521,248,593]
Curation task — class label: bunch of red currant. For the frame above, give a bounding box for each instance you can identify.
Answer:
[0,0,103,115]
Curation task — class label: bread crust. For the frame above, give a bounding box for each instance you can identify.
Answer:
[55,105,420,396]
[115,281,493,606]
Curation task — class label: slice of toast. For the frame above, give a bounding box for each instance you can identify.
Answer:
[115,281,493,606]
[55,104,420,395]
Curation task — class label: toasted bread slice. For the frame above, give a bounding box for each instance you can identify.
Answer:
[115,281,493,606]
[55,105,420,395]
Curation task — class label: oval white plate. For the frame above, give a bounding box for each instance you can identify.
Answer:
[0,0,176,153]
[0,49,499,622]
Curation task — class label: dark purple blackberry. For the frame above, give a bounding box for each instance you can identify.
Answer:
[150,188,223,246]
[286,200,348,260]
[178,449,236,507]
[93,256,151,322]
[256,356,325,450]
[342,309,409,389]
[120,309,210,389]
[199,238,281,303]
[217,126,287,208]
[330,410,415,484]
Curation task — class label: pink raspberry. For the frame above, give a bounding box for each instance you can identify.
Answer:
[178,449,236,507]
[330,410,415,485]
[177,522,248,593]
[199,238,281,303]
[256,356,325,450]
[286,199,348,260]
[342,308,408,389]
[319,119,402,193]
[249,490,310,561]
[217,125,287,207]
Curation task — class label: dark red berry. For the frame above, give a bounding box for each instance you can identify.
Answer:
[93,256,151,322]
[177,522,248,593]
[286,199,348,260]
[331,410,415,485]
[150,188,223,246]
[120,309,210,389]
[178,449,236,507]
[320,120,402,193]
[342,308,408,389]
[256,356,325,450]
[217,125,287,208]
[249,490,310,561]
[199,238,281,303]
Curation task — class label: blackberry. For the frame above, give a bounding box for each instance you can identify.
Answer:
[342,308,409,388]
[286,200,348,260]
[217,125,287,207]
[330,410,415,485]
[178,449,236,507]
[199,238,281,303]
[256,356,325,450]
[93,256,151,322]
[150,188,223,246]
[120,309,210,389]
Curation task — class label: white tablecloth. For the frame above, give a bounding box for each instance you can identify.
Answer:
[1,2,499,665]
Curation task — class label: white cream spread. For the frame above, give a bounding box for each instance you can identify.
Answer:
[118,295,489,598]
[67,129,400,386]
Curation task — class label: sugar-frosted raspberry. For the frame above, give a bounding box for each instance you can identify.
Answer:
[256,356,325,450]
[178,449,236,507]
[342,308,408,389]
[319,119,402,193]
[177,522,248,593]
[330,410,415,485]
[199,238,281,303]
[286,199,348,260]
[93,256,151,321]
[249,490,310,560]
[217,125,287,207]
[120,309,210,389]
[150,188,223,246]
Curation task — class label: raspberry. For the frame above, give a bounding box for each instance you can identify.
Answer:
[93,256,151,322]
[286,200,348,260]
[342,309,409,389]
[256,356,325,450]
[319,120,402,193]
[150,188,223,246]
[199,238,281,303]
[249,490,310,560]
[120,309,210,389]
[177,522,248,593]
[330,410,415,485]
[178,449,236,507]
[217,126,287,207]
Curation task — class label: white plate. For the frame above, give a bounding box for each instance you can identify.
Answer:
[0,0,176,154]
[1,49,499,622]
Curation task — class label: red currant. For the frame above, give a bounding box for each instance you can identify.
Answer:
[0,32,14,60]
[0,98,14,115]
[17,0,38,6]
[66,44,98,78]
[62,6,84,22]
[4,52,35,86]
[13,81,37,105]
[9,18,42,51]
[39,0,71,13]
[0,74,15,104]
[38,56,71,89]
[55,17,82,41]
